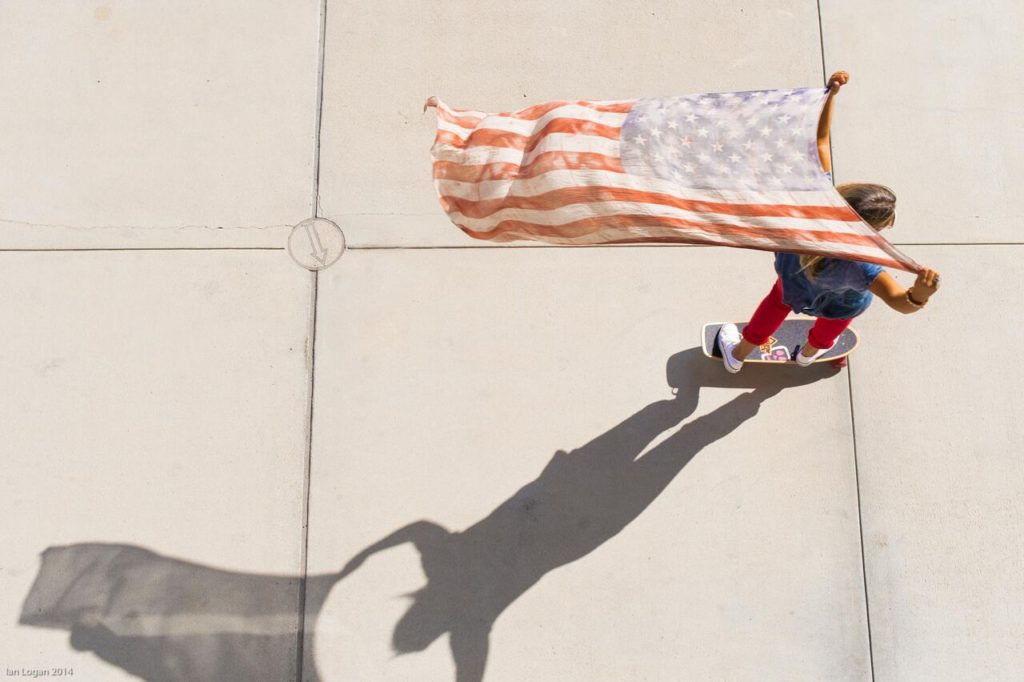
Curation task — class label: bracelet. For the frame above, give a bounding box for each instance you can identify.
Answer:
[905,288,927,308]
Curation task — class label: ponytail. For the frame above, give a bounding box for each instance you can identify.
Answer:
[797,183,896,280]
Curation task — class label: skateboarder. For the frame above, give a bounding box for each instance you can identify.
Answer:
[717,71,942,374]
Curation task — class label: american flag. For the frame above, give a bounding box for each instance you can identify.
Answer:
[426,88,919,272]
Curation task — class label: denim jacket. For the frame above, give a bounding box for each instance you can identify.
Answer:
[774,253,883,319]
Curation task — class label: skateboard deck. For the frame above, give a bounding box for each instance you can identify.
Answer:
[702,319,858,365]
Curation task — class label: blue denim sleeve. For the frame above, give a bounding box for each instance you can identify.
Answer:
[860,262,884,288]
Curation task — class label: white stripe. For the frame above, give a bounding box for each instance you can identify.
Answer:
[436,119,477,139]
[436,106,629,139]
[434,99,632,125]
[435,168,850,207]
[432,134,621,167]
[452,217,891,261]
[432,101,489,119]
[448,200,872,239]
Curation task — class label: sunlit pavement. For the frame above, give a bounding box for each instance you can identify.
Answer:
[2,2,1020,680]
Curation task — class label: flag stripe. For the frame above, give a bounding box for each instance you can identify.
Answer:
[436,169,850,206]
[481,99,634,120]
[449,205,883,248]
[433,133,621,166]
[583,235,907,270]
[433,151,625,182]
[436,107,628,139]
[435,118,623,152]
[432,103,487,126]
[448,202,873,240]
[440,186,858,222]
[435,110,486,128]
[433,99,633,124]
[454,214,903,268]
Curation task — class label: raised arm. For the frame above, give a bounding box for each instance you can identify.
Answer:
[869,269,942,314]
[817,70,849,173]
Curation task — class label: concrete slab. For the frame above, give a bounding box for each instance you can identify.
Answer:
[849,245,1024,679]
[317,0,825,248]
[0,1,322,242]
[306,246,871,680]
[3,4,1013,680]
[0,225,293,250]
[0,251,312,680]
[820,1,1022,244]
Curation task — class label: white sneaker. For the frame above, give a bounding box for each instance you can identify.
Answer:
[717,323,744,374]
[795,343,829,366]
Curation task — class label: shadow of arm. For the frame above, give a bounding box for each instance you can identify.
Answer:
[339,520,450,580]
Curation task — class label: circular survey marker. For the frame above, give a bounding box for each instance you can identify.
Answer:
[288,218,346,270]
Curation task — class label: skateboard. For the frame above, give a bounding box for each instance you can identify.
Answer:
[702,319,858,368]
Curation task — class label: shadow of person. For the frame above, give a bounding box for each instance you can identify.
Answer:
[19,543,338,682]
[17,348,837,682]
[339,353,838,681]
[664,347,838,409]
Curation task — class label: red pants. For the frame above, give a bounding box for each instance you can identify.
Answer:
[742,279,853,350]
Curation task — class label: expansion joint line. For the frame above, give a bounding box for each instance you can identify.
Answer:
[297,0,329,678]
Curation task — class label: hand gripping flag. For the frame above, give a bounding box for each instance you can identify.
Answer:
[425,88,920,273]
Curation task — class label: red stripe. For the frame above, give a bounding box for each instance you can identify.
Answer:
[523,119,620,152]
[436,129,526,151]
[434,161,523,183]
[589,237,907,270]
[433,152,625,182]
[435,118,622,151]
[454,213,882,250]
[440,186,859,222]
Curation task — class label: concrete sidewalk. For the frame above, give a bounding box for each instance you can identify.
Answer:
[2,2,1020,680]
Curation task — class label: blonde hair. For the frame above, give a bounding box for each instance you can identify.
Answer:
[799,182,896,279]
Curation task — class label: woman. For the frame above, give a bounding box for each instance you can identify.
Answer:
[717,71,941,373]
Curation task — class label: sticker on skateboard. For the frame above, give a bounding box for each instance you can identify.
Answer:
[702,319,858,366]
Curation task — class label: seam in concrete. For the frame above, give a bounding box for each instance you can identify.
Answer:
[847,361,877,679]
[819,1,875,677]
[311,0,329,219]
[819,1,876,675]
[297,0,329,677]
[0,220,292,230]
[296,268,319,680]
[884,242,1024,247]
[343,241,1021,252]
[0,247,285,252]
[1,242,1019,254]
[816,0,828,97]
[348,244,718,250]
